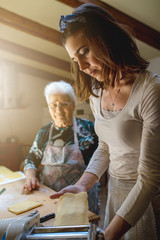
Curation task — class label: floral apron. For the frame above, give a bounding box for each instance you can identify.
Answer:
[41,118,86,191]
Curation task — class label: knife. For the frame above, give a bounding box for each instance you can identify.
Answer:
[40,213,55,223]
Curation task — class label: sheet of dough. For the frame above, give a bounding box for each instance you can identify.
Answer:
[54,192,89,226]
[0,166,26,184]
[8,200,43,215]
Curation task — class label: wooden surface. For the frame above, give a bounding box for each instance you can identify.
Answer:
[0,179,100,226]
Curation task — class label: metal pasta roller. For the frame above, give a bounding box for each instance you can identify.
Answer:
[0,211,104,240]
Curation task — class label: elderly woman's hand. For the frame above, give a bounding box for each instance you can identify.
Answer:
[22,168,40,193]
[50,184,86,199]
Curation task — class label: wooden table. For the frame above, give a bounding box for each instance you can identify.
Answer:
[0,179,100,226]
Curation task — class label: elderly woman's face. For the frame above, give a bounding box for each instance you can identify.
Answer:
[48,93,75,128]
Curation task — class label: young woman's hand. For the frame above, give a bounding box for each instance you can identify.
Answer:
[50,184,86,199]
[50,172,98,199]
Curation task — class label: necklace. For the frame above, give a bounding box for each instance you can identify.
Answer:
[108,87,121,111]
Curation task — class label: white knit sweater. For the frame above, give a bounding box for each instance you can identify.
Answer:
[86,70,160,226]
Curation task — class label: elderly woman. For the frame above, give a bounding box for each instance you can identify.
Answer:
[22,80,99,214]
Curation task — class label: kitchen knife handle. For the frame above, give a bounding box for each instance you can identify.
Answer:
[40,213,55,223]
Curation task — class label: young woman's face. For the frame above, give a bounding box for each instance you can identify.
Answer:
[65,31,104,82]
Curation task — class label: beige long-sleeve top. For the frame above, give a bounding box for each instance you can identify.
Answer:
[86,70,160,226]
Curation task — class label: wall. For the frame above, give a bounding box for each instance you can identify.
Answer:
[0,71,47,144]
[148,57,160,74]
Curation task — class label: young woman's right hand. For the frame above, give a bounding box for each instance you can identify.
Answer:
[50,184,86,199]
[50,172,98,199]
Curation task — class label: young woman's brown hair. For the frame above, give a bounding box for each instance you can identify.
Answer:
[59,3,149,101]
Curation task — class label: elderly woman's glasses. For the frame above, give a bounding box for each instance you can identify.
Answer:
[59,14,86,32]
[49,102,72,109]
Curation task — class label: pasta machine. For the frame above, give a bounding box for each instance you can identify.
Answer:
[0,211,104,240]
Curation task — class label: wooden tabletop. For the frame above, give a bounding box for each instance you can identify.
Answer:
[0,179,100,226]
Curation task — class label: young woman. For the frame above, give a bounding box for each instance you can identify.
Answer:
[50,3,160,240]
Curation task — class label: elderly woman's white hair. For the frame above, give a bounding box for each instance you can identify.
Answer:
[44,80,76,104]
